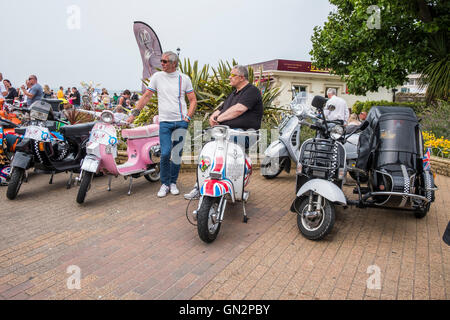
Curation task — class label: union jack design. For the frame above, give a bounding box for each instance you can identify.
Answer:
[423,147,431,171]
[244,157,252,187]
[200,179,233,197]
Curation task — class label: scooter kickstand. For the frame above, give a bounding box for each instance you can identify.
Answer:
[127,177,133,196]
[67,172,73,189]
[242,201,249,223]
[49,172,55,185]
[107,176,112,191]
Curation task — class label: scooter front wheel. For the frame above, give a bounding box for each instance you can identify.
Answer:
[6,167,25,200]
[197,196,221,243]
[296,196,335,240]
[76,171,94,204]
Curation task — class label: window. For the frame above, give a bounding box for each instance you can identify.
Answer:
[292,85,307,99]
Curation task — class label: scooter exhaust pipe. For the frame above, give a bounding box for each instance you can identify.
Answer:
[142,168,156,176]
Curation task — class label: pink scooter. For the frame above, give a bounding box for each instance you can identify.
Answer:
[76,110,161,204]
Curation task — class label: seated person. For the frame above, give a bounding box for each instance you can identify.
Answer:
[184,65,263,199]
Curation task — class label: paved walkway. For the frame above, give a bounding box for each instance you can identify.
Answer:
[0,170,448,300]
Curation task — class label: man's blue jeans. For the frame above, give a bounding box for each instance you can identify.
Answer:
[159,120,189,186]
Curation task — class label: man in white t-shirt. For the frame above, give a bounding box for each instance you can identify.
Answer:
[128,51,197,198]
[324,88,349,124]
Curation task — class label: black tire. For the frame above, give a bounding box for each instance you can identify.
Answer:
[144,164,160,182]
[295,196,335,240]
[349,170,369,183]
[6,168,25,200]
[414,171,434,219]
[261,157,284,179]
[76,172,93,204]
[197,196,221,243]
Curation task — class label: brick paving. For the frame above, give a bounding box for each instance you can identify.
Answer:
[0,169,448,300]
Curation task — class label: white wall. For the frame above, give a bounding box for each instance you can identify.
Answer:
[268,72,393,110]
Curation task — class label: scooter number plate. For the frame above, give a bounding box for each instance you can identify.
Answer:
[81,158,100,172]
[24,126,51,142]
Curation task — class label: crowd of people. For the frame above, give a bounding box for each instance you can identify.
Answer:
[0,71,143,122]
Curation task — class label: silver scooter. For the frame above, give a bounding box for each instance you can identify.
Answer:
[262,93,366,181]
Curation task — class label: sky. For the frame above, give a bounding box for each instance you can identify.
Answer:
[1,0,334,93]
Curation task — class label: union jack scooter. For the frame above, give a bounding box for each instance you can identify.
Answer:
[189,125,257,243]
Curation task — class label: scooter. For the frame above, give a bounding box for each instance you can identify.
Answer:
[188,125,257,243]
[262,93,367,182]
[6,101,94,199]
[75,110,161,204]
[290,96,365,240]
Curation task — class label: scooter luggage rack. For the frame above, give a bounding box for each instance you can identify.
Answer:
[300,139,338,173]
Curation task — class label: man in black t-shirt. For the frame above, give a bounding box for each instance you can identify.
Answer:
[184,65,263,200]
[70,87,81,108]
[209,65,263,130]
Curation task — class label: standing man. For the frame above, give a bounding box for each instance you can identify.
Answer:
[184,65,263,200]
[70,87,81,108]
[21,75,43,106]
[324,88,349,124]
[0,73,7,98]
[57,86,65,99]
[128,51,197,198]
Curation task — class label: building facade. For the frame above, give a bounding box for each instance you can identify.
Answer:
[248,59,395,110]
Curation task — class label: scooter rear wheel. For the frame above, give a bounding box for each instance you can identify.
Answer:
[261,156,285,179]
[76,172,93,204]
[197,196,221,243]
[144,164,160,182]
[6,167,25,200]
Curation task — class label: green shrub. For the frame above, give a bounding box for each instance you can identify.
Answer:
[351,100,426,114]
[420,100,450,139]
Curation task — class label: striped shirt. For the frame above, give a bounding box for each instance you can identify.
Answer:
[147,70,194,122]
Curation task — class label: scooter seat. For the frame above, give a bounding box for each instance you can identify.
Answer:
[60,122,95,137]
[122,124,159,139]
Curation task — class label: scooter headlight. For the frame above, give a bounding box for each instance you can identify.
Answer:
[330,125,344,140]
[101,110,115,124]
[211,126,226,139]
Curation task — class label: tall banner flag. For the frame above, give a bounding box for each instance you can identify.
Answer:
[133,21,163,93]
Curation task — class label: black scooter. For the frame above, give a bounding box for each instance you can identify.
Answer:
[6,101,94,199]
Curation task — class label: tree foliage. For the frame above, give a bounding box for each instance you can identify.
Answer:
[310,0,449,99]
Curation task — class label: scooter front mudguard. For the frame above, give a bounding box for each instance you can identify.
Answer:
[11,151,33,170]
[199,179,235,202]
[296,179,347,205]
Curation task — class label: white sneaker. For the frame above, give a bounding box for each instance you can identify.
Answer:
[184,186,199,200]
[169,183,180,195]
[157,184,170,198]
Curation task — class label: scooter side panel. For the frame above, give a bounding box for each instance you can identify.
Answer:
[296,178,347,205]
[263,140,289,159]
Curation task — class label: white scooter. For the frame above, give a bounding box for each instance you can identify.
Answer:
[188,125,257,243]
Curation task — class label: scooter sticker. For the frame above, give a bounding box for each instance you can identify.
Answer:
[108,136,118,146]
[199,156,211,172]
